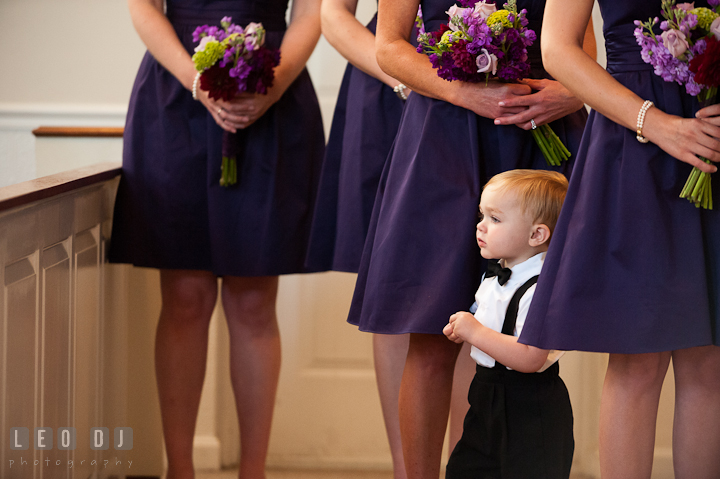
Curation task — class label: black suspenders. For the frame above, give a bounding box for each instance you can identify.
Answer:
[493,275,540,370]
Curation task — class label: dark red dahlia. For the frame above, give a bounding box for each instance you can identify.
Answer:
[200,64,239,101]
[246,46,281,94]
[690,36,720,88]
[450,40,477,74]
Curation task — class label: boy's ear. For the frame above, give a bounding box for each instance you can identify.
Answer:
[529,224,551,247]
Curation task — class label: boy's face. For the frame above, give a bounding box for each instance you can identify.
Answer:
[476,184,538,268]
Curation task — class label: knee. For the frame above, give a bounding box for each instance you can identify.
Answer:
[674,346,720,392]
[222,277,278,328]
[407,335,461,375]
[161,275,218,325]
[607,352,670,391]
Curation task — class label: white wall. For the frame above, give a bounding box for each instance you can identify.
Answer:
[0,0,376,187]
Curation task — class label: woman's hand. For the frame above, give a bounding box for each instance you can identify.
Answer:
[644,106,720,173]
[492,78,584,130]
[199,89,280,132]
[454,81,533,120]
[696,102,720,127]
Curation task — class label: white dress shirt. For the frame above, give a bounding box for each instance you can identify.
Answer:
[469,252,563,371]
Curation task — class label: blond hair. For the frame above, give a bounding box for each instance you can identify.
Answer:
[484,169,568,235]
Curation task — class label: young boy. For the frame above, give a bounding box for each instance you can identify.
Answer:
[443,169,573,479]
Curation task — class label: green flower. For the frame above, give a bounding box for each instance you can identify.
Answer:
[690,7,719,31]
[191,40,226,71]
[440,30,467,45]
[486,10,512,29]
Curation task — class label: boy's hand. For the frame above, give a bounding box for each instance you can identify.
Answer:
[444,312,483,344]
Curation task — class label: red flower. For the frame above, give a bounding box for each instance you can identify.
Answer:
[690,36,720,88]
[200,64,239,101]
[450,40,477,74]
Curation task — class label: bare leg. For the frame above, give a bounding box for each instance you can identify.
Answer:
[400,333,462,479]
[156,270,219,479]
[672,345,720,479]
[448,342,474,454]
[221,276,280,479]
[599,352,671,479]
[373,333,410,479]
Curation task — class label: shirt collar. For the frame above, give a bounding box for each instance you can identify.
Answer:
[500,252,545,286]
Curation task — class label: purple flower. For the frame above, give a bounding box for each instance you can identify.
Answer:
[476,48,498,75]
[709,0,719,6]
[219,47,235,68]
[523,29,537,46]
[193,25,209,42]
[685,78,702,95]
[227,24,244,35]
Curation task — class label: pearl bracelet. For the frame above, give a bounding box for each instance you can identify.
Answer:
[636,100,654,143]
[192,71,202,101]
[393,83,408,101]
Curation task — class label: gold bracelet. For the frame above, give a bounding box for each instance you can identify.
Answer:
[636,100,654,143]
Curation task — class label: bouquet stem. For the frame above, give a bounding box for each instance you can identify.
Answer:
[679,87,716,209]
[680,158,713,209]
[532,124,571,167]
[220,131,238,187]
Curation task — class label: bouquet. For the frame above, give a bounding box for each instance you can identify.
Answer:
[635,0,720,209]
[192,17,281,187]
[417,0,571,166]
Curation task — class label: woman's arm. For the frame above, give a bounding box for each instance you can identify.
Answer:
[542,0,720,172]
[268,0,322,101]
[322,0,405,89]
[127,0,240,131]
[375,0,532,119]
[127,0,196,90]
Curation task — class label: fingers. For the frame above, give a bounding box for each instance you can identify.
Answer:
[696,103,720,119]
[217,106,252,130]
[697,123,720,159]
[211,106,237,133]
[681,152,718,173]
[494,110,537,129]
[518,78,547,90]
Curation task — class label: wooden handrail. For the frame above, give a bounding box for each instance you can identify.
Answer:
[32,126,124,138]
[0,163,122,213]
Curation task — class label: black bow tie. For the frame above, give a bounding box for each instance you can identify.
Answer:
[486,260,512,286]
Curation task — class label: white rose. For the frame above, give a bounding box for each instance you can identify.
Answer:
[194,35,217,53]
[446,5,470,30]
[711,16,720,40]
[473,1,497,20]
[661,29,689,58]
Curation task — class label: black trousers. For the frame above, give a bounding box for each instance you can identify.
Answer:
[445,362,574,479]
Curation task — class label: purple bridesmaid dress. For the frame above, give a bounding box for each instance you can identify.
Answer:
[520,0,719,353]
[109,0,325,276]
[347,0,588,334]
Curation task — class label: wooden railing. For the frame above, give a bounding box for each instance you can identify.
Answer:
[0,163,125,479]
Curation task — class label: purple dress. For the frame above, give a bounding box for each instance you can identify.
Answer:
[306,14,406,273]
[109,0,325,276]
[347,0,588,335]
[520,0,720,353]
